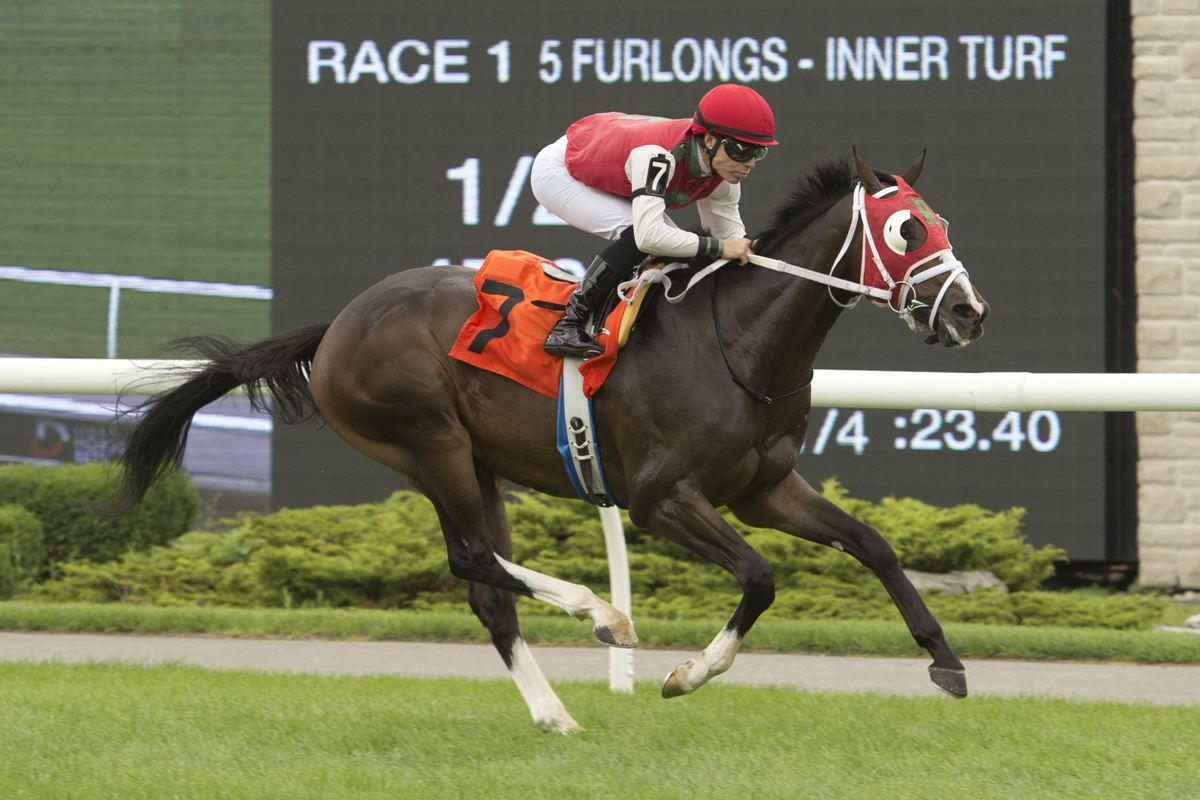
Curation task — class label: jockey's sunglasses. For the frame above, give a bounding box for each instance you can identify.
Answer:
[721,137,768,163]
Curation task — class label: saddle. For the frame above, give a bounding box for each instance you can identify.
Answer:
[449,249,668,508]
[449,250,651,398]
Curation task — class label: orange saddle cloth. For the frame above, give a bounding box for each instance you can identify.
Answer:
[449,250,629,398]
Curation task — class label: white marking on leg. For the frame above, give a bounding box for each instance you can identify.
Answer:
[701,627,743,676]
[665,627,744,695]
[508,637,580,734]
[494,554,594,616]
[494,553,629,633]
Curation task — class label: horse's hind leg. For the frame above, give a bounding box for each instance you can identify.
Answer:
[467,464,580,734]
[318,426,610,732]
[316,393,631,728]
[416,445,637,648]
[468,581,581,734]
[730,470,967,698]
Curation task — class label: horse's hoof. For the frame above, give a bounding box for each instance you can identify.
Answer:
[661,669,686,699]
[929,666,968,698]
[537,714,583,735]
[594,620,638,648]
[661,658,699,698]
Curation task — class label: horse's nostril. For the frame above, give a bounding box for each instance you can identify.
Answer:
[954,303,988,325]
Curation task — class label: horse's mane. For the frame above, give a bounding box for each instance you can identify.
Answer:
[754,158,855,255]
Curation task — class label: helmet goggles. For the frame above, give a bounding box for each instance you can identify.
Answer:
[721,137,768,162]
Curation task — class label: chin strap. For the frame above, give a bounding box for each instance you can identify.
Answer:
[699,133,720,171]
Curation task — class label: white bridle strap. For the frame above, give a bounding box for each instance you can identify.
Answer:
[824,184,868,306]
[743,183,892,303]
[614,182,968,322]
[745,253,890,301]
[912,256,967,324]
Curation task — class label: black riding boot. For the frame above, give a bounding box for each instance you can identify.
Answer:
[545,227,646,358]
[543,255,624,358]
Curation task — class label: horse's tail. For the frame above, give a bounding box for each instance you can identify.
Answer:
[110,323,331,514]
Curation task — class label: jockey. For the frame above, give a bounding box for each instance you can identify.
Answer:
[530,83,778,359]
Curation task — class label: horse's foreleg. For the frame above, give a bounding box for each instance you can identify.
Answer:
[637,484,775,698]
[730,470,967,698]
[661,625,746,699]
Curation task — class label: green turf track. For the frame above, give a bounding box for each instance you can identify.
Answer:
[0,662,1194,800]
[0,2,268,356]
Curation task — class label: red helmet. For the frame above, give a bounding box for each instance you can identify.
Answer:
[690,84,778,146]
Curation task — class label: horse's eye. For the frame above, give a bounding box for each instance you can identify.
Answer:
[900,219,928,252]
[882,210,913,255]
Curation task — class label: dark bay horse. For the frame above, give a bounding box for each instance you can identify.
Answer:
[114,152,989,733]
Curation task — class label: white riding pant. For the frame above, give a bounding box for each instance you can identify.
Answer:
[531,136,680,243]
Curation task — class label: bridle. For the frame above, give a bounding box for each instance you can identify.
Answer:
[823,181,968,335]
[612,179,972,403]
[747,181,968,335]
[618,181,969,336]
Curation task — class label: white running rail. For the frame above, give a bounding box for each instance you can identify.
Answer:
[1,359,1199,411]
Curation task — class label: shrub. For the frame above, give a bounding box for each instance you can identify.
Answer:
[819,479,1064,590]
[26,485,1157,630]
[0,463,198,575]
[241,499,456,608]
[27,532,255,606]
[1008,590,1164,630]
[28,493,458,608]
[0,504,45,598]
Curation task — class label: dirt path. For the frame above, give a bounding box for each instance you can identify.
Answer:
[2,631,1198,706]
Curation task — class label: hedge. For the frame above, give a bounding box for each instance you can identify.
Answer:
[22,483,1166,630]
[0,504,45,598]
[0,463,199,576]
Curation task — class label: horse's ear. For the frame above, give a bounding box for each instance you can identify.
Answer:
[901,149,926,187]
[852,147,883,194]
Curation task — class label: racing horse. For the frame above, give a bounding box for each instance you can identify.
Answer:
[112,152,989,733]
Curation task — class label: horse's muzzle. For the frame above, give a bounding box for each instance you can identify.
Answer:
[931,299,989,347]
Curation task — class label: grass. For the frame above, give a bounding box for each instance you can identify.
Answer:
[0,661,1194,799]
[3,601,1200,664]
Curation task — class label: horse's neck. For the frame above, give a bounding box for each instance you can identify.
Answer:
[719,197,857,392]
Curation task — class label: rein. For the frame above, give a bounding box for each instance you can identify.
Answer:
[710,268,813,405]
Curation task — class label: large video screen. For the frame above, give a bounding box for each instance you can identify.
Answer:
[271,0,1130,560]
[0,2,272,519]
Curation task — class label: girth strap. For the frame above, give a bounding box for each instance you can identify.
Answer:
[557,356,620,507]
